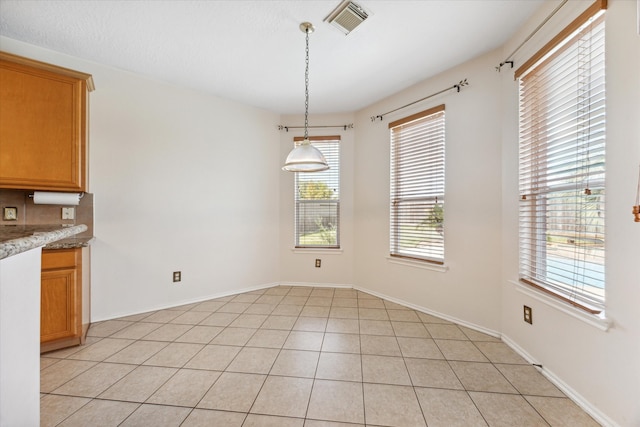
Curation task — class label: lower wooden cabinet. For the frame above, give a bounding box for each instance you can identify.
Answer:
[41,247,90,353]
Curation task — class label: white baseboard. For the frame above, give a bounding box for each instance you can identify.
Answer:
[278,281,353,289]
[501,334,619,427]
[351,285,501,339]
[91,282,279,323]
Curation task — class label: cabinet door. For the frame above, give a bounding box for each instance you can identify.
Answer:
[40,267,80,342]
[0,52,92,192]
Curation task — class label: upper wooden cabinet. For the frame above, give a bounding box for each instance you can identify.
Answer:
[0,52,94,192]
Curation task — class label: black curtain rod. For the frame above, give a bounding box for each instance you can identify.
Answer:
[371,79,468,122]
[496,0,568,71]
[278,124,354,132]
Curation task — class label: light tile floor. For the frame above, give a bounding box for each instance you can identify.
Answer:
[40,286,600,426]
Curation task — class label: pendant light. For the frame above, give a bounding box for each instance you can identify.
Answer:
[282,22,329,172]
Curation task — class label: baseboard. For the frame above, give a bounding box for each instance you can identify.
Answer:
[91,282,279,323]
[279,281,353,289]
[278,282,501,338]
[351,285,502,339]
[501,334,619,427]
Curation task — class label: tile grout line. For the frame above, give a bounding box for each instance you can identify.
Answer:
[243,287,308,421]
[357,292,367,426]
[388,301,430,427]
[301,288,332,423]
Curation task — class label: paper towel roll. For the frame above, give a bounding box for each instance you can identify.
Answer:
[33,191,81,206]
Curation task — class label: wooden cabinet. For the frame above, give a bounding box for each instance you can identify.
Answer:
[41,248,90,353]
[0,52,94,192]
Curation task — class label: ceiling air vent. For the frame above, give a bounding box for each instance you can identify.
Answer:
[325,1,369,35]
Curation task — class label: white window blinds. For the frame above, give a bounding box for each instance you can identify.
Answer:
[517,4,606,314]
[294,136,340,248]
[390,105,445,264]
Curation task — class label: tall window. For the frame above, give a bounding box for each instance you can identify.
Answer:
[516,1,606,313]
[390,105,445,264]
[294,136,340,248]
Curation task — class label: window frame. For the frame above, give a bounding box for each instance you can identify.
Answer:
[293,135,340,249]
[389,104,446,265]
[516,0,607,314]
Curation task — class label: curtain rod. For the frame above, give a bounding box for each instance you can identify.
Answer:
[278,124,354,132]
[496,0,568,71]
[370,79,468,122]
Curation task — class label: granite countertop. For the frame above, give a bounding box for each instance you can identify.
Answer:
[44,235,93,250]
[0,224,90,260]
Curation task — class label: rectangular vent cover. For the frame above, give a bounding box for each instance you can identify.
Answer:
[325,1,369,35]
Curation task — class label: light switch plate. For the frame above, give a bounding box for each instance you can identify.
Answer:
[3,207,18,221]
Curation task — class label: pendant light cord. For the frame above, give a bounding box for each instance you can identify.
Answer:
[304,27,310,141]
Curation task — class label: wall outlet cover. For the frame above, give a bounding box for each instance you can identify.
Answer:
[524,305,533,324]
[3,207,18,221]
[62,207,75,220]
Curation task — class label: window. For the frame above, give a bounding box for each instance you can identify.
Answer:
[390,105,445,264]
[294,136,340,248]
[516,1,606,313]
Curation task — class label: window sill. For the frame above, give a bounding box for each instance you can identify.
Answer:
[291,248,343,254]
[510,279,611,331]
[387,256,449,273]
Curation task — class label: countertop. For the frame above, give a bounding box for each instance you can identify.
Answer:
[0,224,89,260]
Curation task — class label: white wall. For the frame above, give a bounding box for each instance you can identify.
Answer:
[499,1,640,426]
[279,113,356,287]
[353,50,505,333]
[0,37,282,321]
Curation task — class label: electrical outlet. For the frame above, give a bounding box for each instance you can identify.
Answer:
[3,207,18,221]
[523,305,532,324]
[315,259,321,268]
[61,207,75,220]
[173,271,181,282]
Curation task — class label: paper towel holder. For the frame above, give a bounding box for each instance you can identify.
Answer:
[28,192,84,198]
[28,191,85,204]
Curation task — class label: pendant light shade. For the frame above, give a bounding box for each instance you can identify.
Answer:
[282,138,329,172]
[282,22,329,172]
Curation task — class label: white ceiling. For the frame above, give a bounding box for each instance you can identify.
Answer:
[0,0,545,114]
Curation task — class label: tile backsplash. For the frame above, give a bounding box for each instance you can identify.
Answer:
[0,189,93,238]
